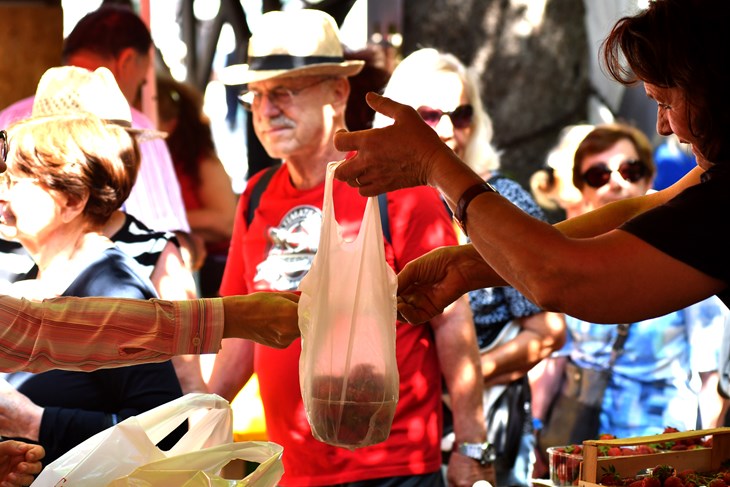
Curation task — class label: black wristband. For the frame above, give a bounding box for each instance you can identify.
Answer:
[453,182,497,237]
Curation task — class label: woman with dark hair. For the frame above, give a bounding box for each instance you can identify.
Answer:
[332,0,730,327]
[157,76,236,297]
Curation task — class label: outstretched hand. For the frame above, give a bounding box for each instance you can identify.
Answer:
[397,246,478,324]
[223,292,300,348]
[333,92,448,196]
[0,441,44,487]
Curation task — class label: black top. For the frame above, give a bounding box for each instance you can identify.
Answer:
[621,162,730,306]
[15,247,185,464]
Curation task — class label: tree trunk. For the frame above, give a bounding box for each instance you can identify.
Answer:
[402,0,590,190]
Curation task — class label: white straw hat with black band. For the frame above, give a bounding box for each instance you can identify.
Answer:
[219,9,364,88]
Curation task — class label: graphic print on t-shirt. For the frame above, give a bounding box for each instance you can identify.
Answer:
[254,205,322,290]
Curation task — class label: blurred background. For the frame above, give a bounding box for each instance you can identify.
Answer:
[1,0,659,198]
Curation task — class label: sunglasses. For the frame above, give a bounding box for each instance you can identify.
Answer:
[0,130,6,164]
[581,159,648,189]
[416,104,473,130]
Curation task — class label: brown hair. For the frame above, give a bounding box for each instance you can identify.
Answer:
[602,0,730,162]
[572,123,655,190]
[8,114,139,227]
[156,76,217,186]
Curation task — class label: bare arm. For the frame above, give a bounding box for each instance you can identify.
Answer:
[432,296,490,486]
[335,94,722,323]
[480,311,566,388]
[206,338,255,402]
[185,156,237,243]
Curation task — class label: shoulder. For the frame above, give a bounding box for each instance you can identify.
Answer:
[67,248,158,299]
[130,107,155,129]
[0,96,34,127]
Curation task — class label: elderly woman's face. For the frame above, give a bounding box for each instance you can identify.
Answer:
[578,138,652,210]
[0,160,64,246]
[410,70,472,158]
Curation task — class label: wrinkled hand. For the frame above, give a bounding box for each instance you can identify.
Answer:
[333,92,448,196]
[0,383,42,441]
[447,452,493,487]
[0,441,44,487]
[223,292,300,348]
[397,246,475,324]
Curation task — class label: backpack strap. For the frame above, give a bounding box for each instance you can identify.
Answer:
[377,192,391,245]
[245,163,281,226]
[244,164,392,246]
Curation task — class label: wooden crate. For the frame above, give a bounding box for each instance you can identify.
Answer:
[580,427,730,487]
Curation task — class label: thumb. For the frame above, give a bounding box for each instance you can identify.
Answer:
[365,92,402,119]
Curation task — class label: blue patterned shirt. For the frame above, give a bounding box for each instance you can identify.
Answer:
[468,173,547,349]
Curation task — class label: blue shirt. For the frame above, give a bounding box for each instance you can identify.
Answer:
[562,296,726,437]
[468,173,547,348]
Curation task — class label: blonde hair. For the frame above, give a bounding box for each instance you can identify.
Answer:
[530,124,593,212]
[8,113,140,226]
[374,48,500,177]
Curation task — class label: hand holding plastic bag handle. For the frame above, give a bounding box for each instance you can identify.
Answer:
[298,160,399,450]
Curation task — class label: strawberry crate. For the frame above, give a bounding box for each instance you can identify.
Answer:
[579,427,730,487]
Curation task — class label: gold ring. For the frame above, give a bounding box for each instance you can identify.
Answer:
[355,176,362,187]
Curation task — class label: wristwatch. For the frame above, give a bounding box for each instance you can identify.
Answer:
[453,441,496,465]
[453,182,498,238]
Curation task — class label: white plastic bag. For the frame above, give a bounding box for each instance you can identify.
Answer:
[31,393,283,486]
[298,160,399,450]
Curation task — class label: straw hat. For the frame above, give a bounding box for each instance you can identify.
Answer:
[30,66,165,141]
[220,9,364,87]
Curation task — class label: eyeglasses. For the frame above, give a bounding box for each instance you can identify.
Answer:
[0,130,7,164]
[581,159,648,188]
[238,77,333,111]
[416,104,474,129]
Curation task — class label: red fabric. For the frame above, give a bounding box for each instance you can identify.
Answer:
[220,165,457,486]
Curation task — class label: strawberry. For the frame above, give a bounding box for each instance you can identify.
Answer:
[600,466,622,486]
[636,445,656,455]
[664,476,685,487]
[677,470,696,481]
[627,481,644,487]
[709,479,727,487]
[607,446,623,456]
[643,476,661,487]
[652,465,675,483]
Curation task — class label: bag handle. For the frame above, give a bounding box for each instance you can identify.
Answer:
[135,393,232,449]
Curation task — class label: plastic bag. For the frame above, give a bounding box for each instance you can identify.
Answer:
[298,160,399,450]
[31,393,283,487]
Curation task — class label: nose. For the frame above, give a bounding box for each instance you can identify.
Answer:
[433,114,455,141]
[257,93,283,117]
[656,108,672,137]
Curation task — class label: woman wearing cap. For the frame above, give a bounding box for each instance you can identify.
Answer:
[333,0,730,328]
[0,113,185,465]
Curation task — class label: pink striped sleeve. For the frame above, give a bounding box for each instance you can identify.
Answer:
[0,295,224,373]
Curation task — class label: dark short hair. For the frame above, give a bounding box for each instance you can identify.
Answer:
[62,5,152,61]
[602,0,730,163]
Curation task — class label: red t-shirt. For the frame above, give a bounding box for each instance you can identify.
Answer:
[220,165,458,486]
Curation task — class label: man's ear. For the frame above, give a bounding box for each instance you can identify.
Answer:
[331,77,351,110]
[115,47,137,73]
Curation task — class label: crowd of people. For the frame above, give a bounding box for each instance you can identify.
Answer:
[0,0,727,486]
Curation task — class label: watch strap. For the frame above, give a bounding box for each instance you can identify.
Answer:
[454,182,497,237]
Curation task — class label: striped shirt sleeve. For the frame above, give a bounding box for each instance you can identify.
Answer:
[0,295,224,373]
